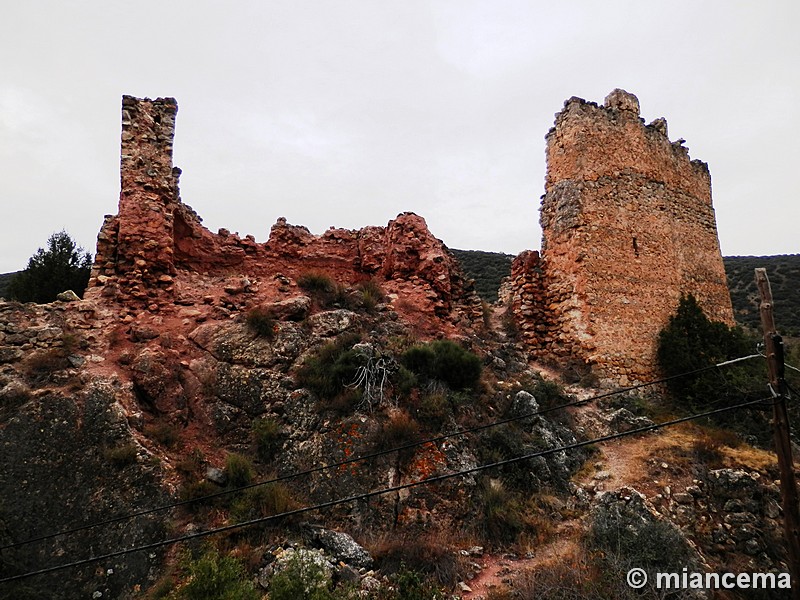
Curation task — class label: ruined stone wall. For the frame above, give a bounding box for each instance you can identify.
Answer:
[512,90,734,384]
[85,96,483,328]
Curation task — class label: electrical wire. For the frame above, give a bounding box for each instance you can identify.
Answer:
[0,354,762,552]
[0,395,772,585]
[784,361,800,375]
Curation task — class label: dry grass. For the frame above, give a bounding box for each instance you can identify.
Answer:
[664,423,776,472]
[369,529,468,588]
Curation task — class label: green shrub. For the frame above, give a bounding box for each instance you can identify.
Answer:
[511,556,632,600]
[657,294,770,443]
[392,365,418,398]
[376,411,421,465]
[530,379,566,411]
[382,408,420,439]
[174,548,259,600]
[8,230,92,303]
[104,443,138,468]
[477,424,548,493]
[386,569,444,600]
[373,534,460,589]
[252,417,281,462]
[179,481,219,508]
[414,389,463,431]
[510,377,574,428]
[297,272,336,294]
[269,551,335,600]
[401,345,437,379]
[356,278,385,312]
[176,449,206,479]
[225,453,255,489]
[297,272,350,309]
[245,307,276,339]
[658,294,761,408]
[401,340,481,390]
[297,333,364,401]
[326,388,363,416]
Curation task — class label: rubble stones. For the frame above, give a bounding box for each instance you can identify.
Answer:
[308,310,357,337]
[205,466,227,486]
[606,408,655,433]
[267,295,312,321]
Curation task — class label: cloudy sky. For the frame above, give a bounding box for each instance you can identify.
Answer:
[1,1,797,273]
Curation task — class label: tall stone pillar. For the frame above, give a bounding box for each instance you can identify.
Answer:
[87,96,180,308]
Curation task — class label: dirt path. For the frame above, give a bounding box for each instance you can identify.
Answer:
[455,403,688,598]
[459,524,581,598]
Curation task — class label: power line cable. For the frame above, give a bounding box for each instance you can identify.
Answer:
[785,361,800,375]
[0,395,771,585]
[0,354,763,552]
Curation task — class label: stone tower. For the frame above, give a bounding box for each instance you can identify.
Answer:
[513,89,734,384]
[87,96,181,308]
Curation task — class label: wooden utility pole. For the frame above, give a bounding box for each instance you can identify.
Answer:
[756,267,800,597]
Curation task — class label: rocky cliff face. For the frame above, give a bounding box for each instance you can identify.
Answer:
[0,301,170,599]
[0,285,588,597]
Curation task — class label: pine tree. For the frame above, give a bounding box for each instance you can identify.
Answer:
[8,231,92,303]
[657,293,758,410]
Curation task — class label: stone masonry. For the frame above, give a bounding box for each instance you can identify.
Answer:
[511,89,734,384]
[85,96,483,329]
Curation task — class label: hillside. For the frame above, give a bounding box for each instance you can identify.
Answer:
[2,251,795,599]
[1,275,791,599]
[724,255,800,336]
[450,249,514,302]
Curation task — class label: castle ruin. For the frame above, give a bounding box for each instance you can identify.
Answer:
[85,96,484,332]
[510,89,734,384]
[87,90,734,385]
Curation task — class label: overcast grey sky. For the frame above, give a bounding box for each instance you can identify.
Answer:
[1,1,797,273]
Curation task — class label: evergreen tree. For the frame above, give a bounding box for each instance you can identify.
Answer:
[657,294,762,412]
[8,231,92,303]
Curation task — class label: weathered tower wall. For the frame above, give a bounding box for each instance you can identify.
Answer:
[88,96,180,308]
[513,89,734,384]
